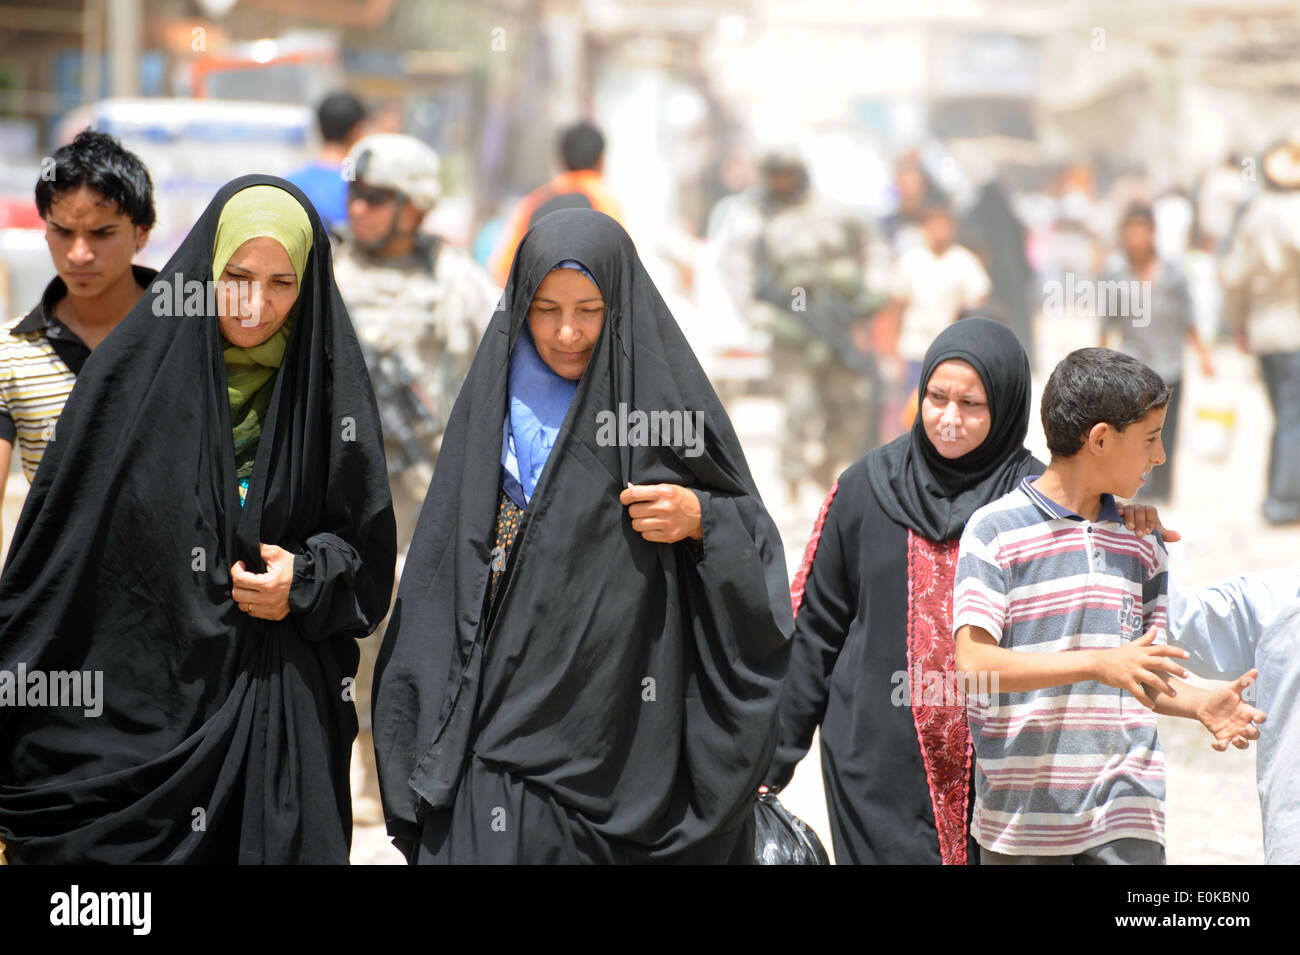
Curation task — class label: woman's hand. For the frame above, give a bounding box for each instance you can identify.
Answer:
[231,543,295,621]
[619,483,703,544]
[1117,502,1181,542]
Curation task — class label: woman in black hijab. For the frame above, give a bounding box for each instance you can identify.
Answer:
[767,317,1170,863]
[0,175,395,863]
[766,317,1040,864]
[372,209,793,864]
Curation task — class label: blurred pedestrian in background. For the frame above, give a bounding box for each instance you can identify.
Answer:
[961,175,1036,366]
[1099,201,1214,504]
[1197,153,1254,256]
[287,91,369,235]
[488,121,624,285]
[881,151,943,258]
[890,201,990,415]
[1221,137,1300,525]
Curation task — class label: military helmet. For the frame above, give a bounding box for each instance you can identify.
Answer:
[347,133,442,212]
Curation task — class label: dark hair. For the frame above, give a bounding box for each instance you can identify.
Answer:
[1119,200,1155,231]
[35,128,155,229]
[558,122,605,172]
[317,91,367,144]
[1042,348,1170,458]
[921,200,954,221]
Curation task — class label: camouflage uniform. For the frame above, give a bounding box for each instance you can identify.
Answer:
[335,233,498,553]
[749,190,885,495]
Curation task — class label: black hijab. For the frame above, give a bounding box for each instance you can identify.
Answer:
[0,175,395,863]
[866,316,1042,541]
[372,209,793,861]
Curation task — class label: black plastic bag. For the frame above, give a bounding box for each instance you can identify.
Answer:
[753,792,831,865]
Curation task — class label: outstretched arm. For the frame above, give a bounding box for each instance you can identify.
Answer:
[956,624,1192,705]
[1150,670,1266,751]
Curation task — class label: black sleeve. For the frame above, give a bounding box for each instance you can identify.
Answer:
[0,412,15,445]
[288,531,387,641]
[766,487,859,790]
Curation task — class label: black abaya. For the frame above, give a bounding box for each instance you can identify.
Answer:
[768,317,1042,864]
[768,460,942,862]
[0,175,396,863]
[372,209,793,863]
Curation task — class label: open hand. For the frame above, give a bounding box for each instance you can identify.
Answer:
[1198,669,1267,752]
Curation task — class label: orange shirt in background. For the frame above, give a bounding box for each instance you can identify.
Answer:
[489,169,624,285]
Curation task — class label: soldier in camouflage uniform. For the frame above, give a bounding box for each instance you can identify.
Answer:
[332,134,499,800]
[745,151,886,501]
[335,133,499,552]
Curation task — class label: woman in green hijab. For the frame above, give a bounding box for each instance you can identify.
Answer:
[0,175,396,863]
[214,184,311,513]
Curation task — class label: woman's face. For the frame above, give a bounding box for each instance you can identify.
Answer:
[920,358,992,459]
[217,236,300,348]
[527,267,605,380]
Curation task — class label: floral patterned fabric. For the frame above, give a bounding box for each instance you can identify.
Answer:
[905,529,971,865]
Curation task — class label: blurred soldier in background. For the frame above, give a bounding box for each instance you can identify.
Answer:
[745,149,884,501]
[336,133,499,549]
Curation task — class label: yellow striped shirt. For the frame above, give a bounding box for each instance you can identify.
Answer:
[0,267,154,482]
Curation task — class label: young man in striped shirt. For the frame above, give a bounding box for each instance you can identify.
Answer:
[0,130,156,532]
[953,348,1265,864]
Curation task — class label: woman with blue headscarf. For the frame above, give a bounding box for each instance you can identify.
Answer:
[373,210,794,864]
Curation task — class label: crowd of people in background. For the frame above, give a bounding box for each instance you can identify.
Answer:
[704,135,1300,527]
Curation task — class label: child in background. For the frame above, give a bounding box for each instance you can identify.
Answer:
[1099,202,1214,502]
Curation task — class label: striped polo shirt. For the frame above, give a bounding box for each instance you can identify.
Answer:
[952,476,1169,856]
[0,266,155,482]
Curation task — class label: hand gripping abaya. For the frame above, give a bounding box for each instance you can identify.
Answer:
[0,175,396,863]
[768,316,1042,864]
[372,209,794,864]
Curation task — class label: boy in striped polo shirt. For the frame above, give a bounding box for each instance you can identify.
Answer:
[0,130,155,531]
[953,348,1265,864]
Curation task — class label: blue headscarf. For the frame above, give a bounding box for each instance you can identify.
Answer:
[501,260,593,506]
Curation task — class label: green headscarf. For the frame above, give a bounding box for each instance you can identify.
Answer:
[212,185,313,481]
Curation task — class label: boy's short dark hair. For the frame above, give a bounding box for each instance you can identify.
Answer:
[1042,348,1171,458]
[35,128,155,229]
[1119,201,1155,231]
[317,91,367,144]
[559,122,604,172]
